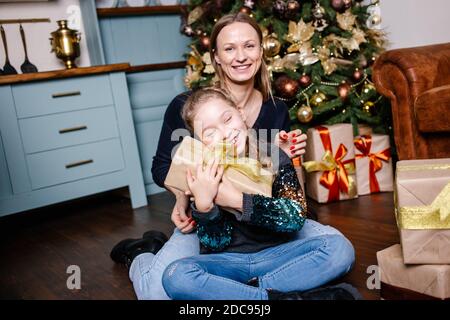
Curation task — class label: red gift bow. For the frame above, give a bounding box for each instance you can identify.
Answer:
[317,126,356,202]
[354,135,391,193]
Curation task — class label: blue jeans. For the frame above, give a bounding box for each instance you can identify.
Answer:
[129,219,353,300]
[162,233,355,300]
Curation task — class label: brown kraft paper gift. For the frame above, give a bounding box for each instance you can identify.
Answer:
[377,244,450,300]
[395,158,450,264]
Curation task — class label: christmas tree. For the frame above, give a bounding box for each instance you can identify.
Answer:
[181,0,392,137]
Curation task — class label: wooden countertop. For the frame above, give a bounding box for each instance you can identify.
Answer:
[0,63,131,85]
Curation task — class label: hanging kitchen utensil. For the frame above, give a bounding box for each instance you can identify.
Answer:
[0,25,18,75]
[19,24,38,73]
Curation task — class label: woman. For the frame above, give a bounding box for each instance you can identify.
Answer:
[111,13,349,300]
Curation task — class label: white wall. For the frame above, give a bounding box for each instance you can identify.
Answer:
[0,0,90,73]
[380,0,450,49]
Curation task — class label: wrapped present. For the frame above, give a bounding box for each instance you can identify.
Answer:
[395,158,450,264]
[356,124,373,136]
[354,134,393,195]
[164,136,274,198]
[377,244,450,300]
[302,124,358,203]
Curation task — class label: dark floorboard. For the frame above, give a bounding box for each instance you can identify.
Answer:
[0,189,398,300]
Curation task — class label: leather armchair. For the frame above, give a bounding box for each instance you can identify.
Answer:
[373,42,450,160]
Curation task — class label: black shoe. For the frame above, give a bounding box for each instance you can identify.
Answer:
[300,283,363,300]
[267,283,362,300]
[110,235,166,268]
[142,230,169,243]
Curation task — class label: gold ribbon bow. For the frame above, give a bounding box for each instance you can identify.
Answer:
[204,142,273,188]
[303,126,356,202]
[397,182,450,229]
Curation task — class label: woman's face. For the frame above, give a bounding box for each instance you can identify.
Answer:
[192,98,248,155]
[214,22,263,84]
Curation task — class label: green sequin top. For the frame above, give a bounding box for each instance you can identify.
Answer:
[192,146,307,253]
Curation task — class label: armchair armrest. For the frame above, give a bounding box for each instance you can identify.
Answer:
[415,84,450,133]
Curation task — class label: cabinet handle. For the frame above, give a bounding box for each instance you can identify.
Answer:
[65,159,93,169]
[52,91,81,98]
[59,125,87,134]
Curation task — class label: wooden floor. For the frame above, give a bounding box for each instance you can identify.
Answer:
[0,189,399,300]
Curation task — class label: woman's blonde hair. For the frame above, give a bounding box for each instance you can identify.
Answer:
[209,13,273,102]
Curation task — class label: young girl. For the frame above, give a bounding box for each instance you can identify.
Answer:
[161,88,358,300]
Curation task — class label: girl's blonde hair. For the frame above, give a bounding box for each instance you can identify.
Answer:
[182,88,236,133]
[209,13,273,102]
[181,88,272,168]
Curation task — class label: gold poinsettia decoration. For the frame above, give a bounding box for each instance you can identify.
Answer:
[337,10,356,31]
[188,6,204,25]
[366,28,387,48]
[285,19,315,53]
[352,28,367,46]
[317,46,337,75]
[201,52,215,74]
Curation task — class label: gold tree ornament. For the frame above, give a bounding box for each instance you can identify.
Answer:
[363,101,375,114]
[311,90,327,107]
[263,34,281,58]
[363,82,376,94]
[297,104,313,123]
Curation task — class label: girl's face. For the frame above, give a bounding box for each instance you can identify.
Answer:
[214,22,263,84]
[192,98,248,155]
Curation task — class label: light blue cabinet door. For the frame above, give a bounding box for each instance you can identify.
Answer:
[98,15,190,65]
[0,131,13,199]
[126,69,186,194]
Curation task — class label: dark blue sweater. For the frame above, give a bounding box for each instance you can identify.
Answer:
[151,91,291,188]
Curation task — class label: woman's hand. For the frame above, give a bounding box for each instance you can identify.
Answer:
[170,191,196,234]
[186,157,224,212]
[275,129,307,158]
[215,175,243,212]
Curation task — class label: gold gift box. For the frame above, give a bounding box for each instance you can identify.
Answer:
[164,136,273,198]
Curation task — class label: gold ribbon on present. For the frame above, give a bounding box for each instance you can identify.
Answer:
[397,182,450,229]
[354,135,391,193]
[203,141,274,189]
[303,126,357,202]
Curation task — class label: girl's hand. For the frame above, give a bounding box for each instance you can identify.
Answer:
[215,175,243,211]
[275,129,307,158]
[170,192,196,234]
[186,157,224,212]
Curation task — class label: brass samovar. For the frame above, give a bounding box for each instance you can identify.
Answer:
[49,20,81,69]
